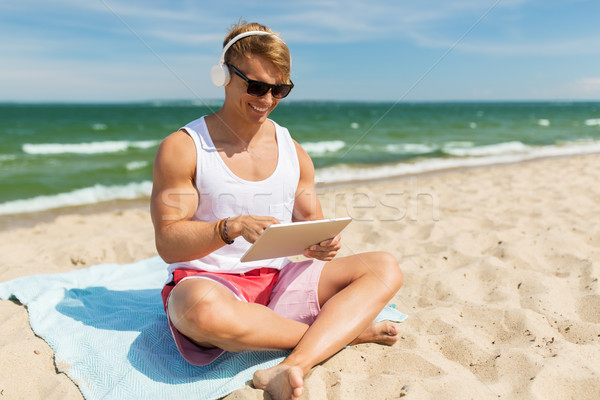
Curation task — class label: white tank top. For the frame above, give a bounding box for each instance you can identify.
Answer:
[167,116,300,275]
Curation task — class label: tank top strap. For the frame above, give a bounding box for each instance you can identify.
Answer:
[271,119,300,182]
[180,116,213,152]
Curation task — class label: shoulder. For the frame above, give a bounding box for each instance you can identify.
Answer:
[292,139,310,162]
[157,130,194,158]
[292,139,315,178]
[271,119,295,141]
[154,130,196,177]
[269,119,308,171]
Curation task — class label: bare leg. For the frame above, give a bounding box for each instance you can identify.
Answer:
[168,278,310,352]
[253,251,403,400]
[168,274,399,352]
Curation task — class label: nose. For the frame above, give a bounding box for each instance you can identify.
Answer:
[257,90,277,106]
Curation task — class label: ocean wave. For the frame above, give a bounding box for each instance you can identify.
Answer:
[126,161,150,171]
[585,118,600,126]
[442,141,530,157]
[343,143,439,155]
[385,143,438,154]
[538,119,550,127]
[22,140,159,155]
[315,140,600,184]
[0,154,17,162]
[0,181,152,215]
[302,140,538,158]
[92,123,108,131]
[301,140,346,155]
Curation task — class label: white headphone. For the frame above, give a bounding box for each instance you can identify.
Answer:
[210,30,278,87]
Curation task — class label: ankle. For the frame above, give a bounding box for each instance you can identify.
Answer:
[280,357,311,376]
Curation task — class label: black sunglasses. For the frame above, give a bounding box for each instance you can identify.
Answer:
[228,64,294,99]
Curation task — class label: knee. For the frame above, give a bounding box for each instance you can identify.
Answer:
[168,287,224,338]
[372,251,403,293]
[187,298,223,336]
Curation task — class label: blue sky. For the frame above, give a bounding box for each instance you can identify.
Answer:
[2,0,600,102]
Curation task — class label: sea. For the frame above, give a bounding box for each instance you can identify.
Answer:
[1,101,600,218]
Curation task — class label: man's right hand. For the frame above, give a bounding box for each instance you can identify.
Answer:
[228,215,280,244]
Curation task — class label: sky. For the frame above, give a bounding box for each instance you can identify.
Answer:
[1,0,600,103]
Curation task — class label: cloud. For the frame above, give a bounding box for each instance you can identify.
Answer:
[0,50,219,102]
[244,0,523,43]
[3,0,600,101]
[407,32,600,56]
[6,0,598,54]
[141,31,223,47]
[572,77,600,95]
[255,0,600,57]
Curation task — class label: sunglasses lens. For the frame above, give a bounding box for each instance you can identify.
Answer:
[271,85,292,99]
[247,82,270,97]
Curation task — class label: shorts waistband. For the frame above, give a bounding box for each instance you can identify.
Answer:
[237,267,279,276]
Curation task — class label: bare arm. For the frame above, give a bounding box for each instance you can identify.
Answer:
[292,141,341,261]
[150,130,277,263]
[150,131,222,263]
[292,141,324,222]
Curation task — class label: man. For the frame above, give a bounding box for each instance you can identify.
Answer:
[151,22,403,400]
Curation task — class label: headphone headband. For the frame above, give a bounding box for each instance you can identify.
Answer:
[218,31,274,65]
[211,30,286,87]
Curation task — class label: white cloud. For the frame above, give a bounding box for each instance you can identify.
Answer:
[0,53,219,102]
[6,0,598,54]
[145,31,223,46]
[257,0,600,58]
[572,77,600,95]
[250,0,525,43]
[407,32,600,56]
[3,0,600,101]
[527,76,600,100]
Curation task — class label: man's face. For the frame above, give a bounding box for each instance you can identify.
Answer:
[224,54,283,125]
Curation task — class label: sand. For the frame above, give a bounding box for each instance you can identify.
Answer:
[1,154,599,399]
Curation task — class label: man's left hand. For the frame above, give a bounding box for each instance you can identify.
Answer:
[303,234,341,261]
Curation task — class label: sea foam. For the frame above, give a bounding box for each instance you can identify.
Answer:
[22,140,159,155]
[0,154,17,162]
[0,181,153,215]
[585,118,600,126]
[301,140,346,155]
[385,143,438,154]
[443,141,530,157]
[315,140,600,184]
[126,161,150,171]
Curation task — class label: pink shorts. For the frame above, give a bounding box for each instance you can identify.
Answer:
[161,259,326,366]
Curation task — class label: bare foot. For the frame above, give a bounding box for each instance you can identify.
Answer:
[350,321,399,346]
[253,364,304,400]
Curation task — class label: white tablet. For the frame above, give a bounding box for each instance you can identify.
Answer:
[240,217,352,262]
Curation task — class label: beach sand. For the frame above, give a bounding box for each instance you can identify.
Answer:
[1,154,599,399]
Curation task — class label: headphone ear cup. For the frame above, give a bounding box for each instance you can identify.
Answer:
[211,64,230,87]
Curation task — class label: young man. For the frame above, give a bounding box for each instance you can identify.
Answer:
[151,22,403,400]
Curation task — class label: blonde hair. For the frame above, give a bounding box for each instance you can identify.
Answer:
[222,22,292,84]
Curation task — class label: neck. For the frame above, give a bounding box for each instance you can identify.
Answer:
[211,108,265,148]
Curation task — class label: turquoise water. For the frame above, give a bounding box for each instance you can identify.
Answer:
[1,101,600,215]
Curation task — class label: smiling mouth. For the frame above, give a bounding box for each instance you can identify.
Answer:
[249,104,270,113]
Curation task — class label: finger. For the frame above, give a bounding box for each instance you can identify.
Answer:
[305,248,338,261]
[319,239,332,247]
[319,234,341,247]
[260,216,280,229]
[313,243,341,252]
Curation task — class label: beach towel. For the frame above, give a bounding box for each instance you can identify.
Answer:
[0,256,408,400]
